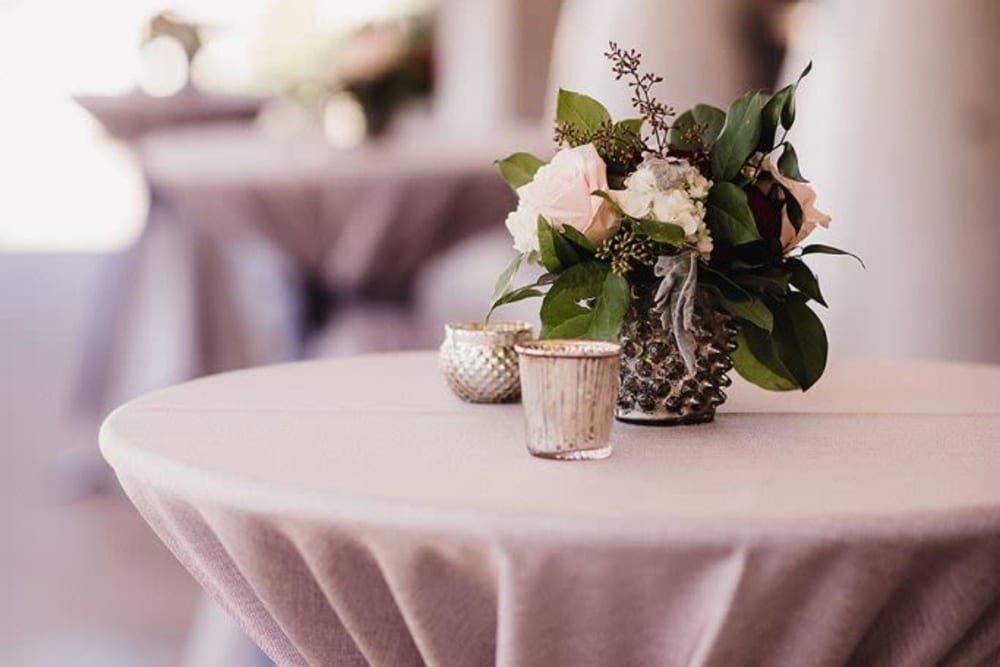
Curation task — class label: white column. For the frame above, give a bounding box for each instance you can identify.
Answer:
[434,0,516,131]
[785,0,1000,363]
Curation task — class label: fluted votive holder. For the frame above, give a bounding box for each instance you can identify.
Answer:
[515,340,621,460]
[440,321,533,403]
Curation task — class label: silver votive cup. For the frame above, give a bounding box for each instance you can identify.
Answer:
[439,321,533,403]
[515,340,621,460]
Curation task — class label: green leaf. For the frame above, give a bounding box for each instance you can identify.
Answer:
[495,152,546,191]
[489,253,524,310]
[635,219,685,246]
[786,191,803,232]
[537,216,583,272]
[540,262,629,341]
[490,285,545,311]
[732,270,791,296]
[770,293,828,390]
[759,85,792,152]
[782,61,813,129]
[786,257,827,307]
[800,244,866,268]
[777,143,806,182]
[537,217,561,272]
[705,182,761,245]
[704,286,774,331]
[699,266,773,331]
[733,325,799,391]
[591,189,624,216]
[711,91,767,182]
[668,104,725,150]
[560,225,596,253]
[556,89,611,137]
[615,117,643,136]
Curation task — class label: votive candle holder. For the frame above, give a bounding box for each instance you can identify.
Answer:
[440,321,533,403]
[515,340,621,460]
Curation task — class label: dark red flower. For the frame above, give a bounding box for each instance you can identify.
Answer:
[746,185,781,241]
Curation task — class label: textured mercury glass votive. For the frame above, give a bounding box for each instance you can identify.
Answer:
[515,340,621,461]
[439,321,533,403]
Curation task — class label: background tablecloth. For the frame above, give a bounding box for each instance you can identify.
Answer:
[80,124,540,414]
[101,353,1000,666]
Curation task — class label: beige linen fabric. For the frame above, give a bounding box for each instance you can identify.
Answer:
[102,354,1000,666]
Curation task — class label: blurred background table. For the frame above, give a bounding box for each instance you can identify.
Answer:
[81,121,547,415]
[75,90,266,141]
[101,353,1000,666]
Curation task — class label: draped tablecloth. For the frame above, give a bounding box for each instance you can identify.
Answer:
[81,123,535,414]
[75,90,265,141]
[100,353,1000,666]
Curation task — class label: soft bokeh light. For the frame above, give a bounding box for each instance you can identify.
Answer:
[138,35,189,97]
[0,0,435,251]
[0,100,147,252]
[323,92,367,148]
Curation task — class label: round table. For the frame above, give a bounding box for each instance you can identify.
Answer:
[100,352,1000,666]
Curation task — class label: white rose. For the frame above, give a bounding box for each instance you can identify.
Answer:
[510,144,620,250]
[504,207,541,255]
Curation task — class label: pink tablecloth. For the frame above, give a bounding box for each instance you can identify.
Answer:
[80,124,534,414]
[100,353,1000,666]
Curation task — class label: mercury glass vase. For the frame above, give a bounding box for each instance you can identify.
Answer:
[617,282,738,425]
[439,321,533,403]
[515,340,621,460]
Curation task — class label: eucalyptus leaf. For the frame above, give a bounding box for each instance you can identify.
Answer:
[733,326,799,391]
[800,244,866,268]
[778,143,806,182]
[636,219,686,246]
[540,262,629,341]
[557,89,611,137]
[705,182,761,245]
[786,257,827,307]
[770,293,828,391]
[711,91,767,182]
[495,152,546,191]
[668,104,725,150]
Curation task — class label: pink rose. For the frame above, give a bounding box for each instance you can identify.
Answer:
[514,144,619,248]
[760,160,832,251]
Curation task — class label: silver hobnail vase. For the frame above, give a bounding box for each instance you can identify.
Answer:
[439,321,533,403]
[617,282,738,425]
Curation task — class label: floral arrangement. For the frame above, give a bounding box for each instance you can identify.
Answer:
[489,44,860,392]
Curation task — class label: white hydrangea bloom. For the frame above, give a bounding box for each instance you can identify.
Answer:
[612,157,714,258]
